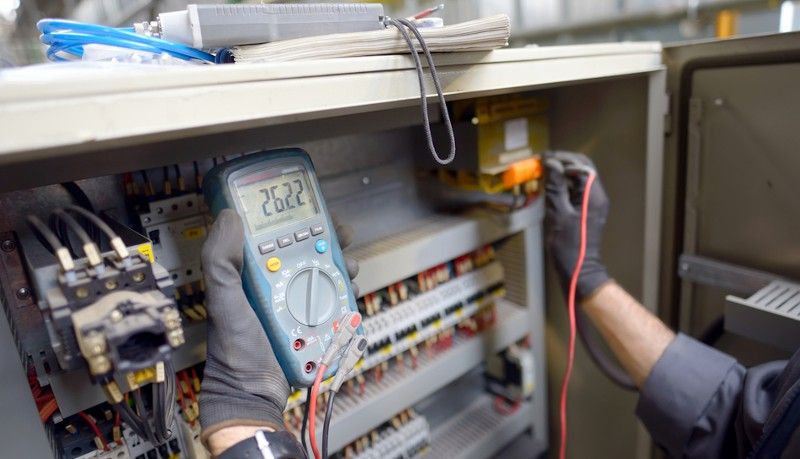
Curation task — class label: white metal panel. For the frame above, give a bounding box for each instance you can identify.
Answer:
[0,44,662,157]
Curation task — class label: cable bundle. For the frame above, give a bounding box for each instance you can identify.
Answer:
[37,19,214,63]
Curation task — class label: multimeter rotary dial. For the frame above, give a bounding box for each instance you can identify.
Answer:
[286,267,337,326]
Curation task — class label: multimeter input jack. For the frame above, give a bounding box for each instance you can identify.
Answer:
[304,361,316,374]
[293,339,305,351]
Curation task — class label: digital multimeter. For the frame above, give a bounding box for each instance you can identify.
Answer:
[203,149,360,387]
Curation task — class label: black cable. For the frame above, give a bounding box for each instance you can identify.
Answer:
[383,17,455,165]
[60,182,96,213]
[322,391,336,459]
[26,215,64,255]
[64,205,120,243]
[173,164,182,179]
[301,388,311,453]
[60,182,100,246]
[50,210,77,257]
[140,170,152,196]
[193,161,201,190]
[51,209,94,258]
[576,308,637,391]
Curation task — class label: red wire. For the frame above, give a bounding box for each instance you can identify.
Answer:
[558,172,596,459]
[38,398,58,423]
[308,364,328,459]
[77,411,109,451]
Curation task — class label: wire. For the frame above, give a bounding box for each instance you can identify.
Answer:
[63,205,124,251]
[37,19,215,63]
[60,182,96,213]
[77,411,110,451]
[383,17,455,165]
[26,215,64,254]
[301,388,311,454]
[322,391,336,459]
[558,172,596,459]
[51,209,94,256]
[308,363,328,459]
[411,4,444,20]
[193,161,202,190]
[59,182,102,246]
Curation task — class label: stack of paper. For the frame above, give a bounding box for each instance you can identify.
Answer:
[232,14,511,63]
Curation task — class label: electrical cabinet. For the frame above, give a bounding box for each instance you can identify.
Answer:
[8,32,794,458]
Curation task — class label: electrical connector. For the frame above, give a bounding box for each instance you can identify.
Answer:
[321,311,362,367]
[331,336,368,393]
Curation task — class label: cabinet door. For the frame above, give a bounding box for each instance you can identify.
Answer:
[661,32,800,361]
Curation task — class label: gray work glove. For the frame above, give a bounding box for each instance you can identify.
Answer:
[200,209,359,442]
[544,151,611,302]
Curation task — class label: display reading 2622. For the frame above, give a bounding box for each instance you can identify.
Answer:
[235,169,319,235]
[259,176,307,216]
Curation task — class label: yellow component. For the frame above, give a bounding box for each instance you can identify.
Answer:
[288,390,303,403]
[380,344,393,355]
[716,9,739,38]
[354,358,365,369]
[432,319,443,330]
[266,257,281,272]
[136,243,155,263]
[406,331,419,342]
[502,157,542,189]
[127,367,157,388]
[182,226,207,240]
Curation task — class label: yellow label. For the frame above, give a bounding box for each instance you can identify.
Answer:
[288,390,302,403]
[432,319,443,330]
[137,243,155,263]
[381,345,393,355]
[182,226,206,240]
[132,367,156,385]
[406,331,419,342]
[454,308,464,317]
[354,358,365,369]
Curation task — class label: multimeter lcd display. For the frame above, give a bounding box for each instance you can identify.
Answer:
[234,168,319,235]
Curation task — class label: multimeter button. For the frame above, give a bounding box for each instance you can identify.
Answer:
[315,239,328,254]
[310,224,324,236]
[294,229,310,241]
[277,235,293,248]
[266,257,282,272]
[258,241,276,254]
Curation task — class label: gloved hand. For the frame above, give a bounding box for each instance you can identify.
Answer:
[544,151,611,302]
[199,209,359,445]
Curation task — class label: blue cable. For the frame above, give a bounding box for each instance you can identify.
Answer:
[37,19,215,63]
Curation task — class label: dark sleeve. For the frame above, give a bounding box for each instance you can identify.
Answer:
[635,333,744,458]
[636,334,794,459]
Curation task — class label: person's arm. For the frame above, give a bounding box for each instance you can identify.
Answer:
[545,152,748,458]
[581,281,674,387]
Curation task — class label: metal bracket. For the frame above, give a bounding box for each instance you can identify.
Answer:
[677,254,775,296]
[678,253,799,351]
